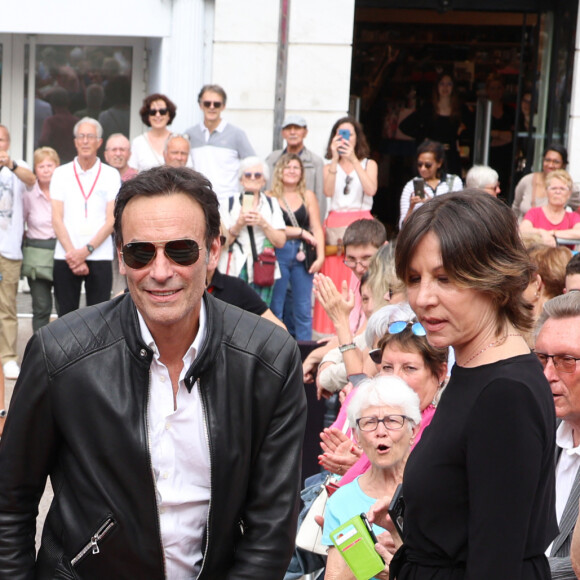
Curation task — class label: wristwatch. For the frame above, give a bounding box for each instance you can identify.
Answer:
[10,161,18,172]
[0,409,6,418]
[86,244,95,254]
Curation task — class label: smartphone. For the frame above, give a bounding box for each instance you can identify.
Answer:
[330,513,384,580]
[242,191,254,211]
[413,177,425,200]
[338,128,351,141]
[388,483,405,538]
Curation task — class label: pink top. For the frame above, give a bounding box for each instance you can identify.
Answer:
[23,183,55,240]
[335,396,437,487]
[523,206,580,231]
[348,274,364,334]
[121,166,138,182]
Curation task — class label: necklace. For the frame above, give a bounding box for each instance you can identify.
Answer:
[460,333,521,367]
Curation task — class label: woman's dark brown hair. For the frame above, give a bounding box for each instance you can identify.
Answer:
[325,116,370,160]
[395,189,535,334]
[139,93,177,127]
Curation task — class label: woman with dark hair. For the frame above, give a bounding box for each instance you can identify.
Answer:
[398,139,462,229]
[129,93,178,171]
[313,116,378,335]
[381,189,557,579]
[399,73,470,176]
[513,143,577,221]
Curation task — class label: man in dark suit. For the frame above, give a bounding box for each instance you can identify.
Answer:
[536,291,580,579]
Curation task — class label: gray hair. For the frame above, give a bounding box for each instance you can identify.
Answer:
[535,291,580,340]
[73,117,103,139]
[465,165,499,189]
[365,302,415,348]
[164,133,190,153]
[238,156,269,181]
[347,375,421,430]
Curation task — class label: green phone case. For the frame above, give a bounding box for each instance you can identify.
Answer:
[329,514,384,580]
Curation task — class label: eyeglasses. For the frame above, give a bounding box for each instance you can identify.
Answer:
[543,157,563,165]
[547,186,569,193]
[343,256,372,269]
[149,108,169,116]
[356,415,410,432]
[202,101,223,109]
[105,147,129,153]
[417,162,433,169]
[344,175,353,195]
[368,321,426,364]
[76,134,98,141]
[535,352,580,373]
[243,172,263,180]
[121,239,200,270]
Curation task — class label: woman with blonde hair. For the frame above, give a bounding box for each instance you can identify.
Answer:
[520,169,580,248]
[268,154,324,339]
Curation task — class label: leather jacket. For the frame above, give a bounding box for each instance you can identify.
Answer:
[0,292,307,579]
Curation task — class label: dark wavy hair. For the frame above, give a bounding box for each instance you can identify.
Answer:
[395,189,535,334]
[114,166,220,251]
[543,143,568,167]
[139,93,177,127]
[416,139,446,178]
[325,116,370,160]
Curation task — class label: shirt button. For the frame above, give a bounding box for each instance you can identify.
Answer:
[160,376,166,383]
[165,422,171,430]
[162,471,169,479]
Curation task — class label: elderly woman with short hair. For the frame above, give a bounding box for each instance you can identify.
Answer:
[520,169,580,248]
[465,165,500,197]
[224,156,286,304]
[321,375,421,580]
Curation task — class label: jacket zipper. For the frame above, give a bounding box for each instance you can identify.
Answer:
[71,517,116,567]
[146,367,168,578]
[195,376,213,579]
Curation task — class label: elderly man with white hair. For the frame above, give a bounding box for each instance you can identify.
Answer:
[51,117,121,315]
[465,164,501,197]
[163,133,191,168]
[104,133,137,182]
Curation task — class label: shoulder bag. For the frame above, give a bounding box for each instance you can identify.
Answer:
[248,226,276,287]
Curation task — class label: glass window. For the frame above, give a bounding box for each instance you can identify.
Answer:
[24,44,133,163]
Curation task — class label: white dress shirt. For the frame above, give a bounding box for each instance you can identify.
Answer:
[138,304,211,579]
[546,421,580,556]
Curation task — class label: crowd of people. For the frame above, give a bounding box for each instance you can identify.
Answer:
[2,71,580,580]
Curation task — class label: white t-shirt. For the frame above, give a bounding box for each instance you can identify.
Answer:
[0,162,28,260]
[50,158,120,261]
[328,159,373,213]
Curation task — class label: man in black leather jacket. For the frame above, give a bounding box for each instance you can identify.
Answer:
[0,166,307,579]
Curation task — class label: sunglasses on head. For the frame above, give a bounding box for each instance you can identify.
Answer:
[202,101,223,109]
[243,172,263,180]
[368,321,427,364]
[149,108,168,116]
[417,162,433,169]
[121,239,200,270]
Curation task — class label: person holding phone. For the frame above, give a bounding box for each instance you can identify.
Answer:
[386,190,557,579]
[398,139,462,230]
[313,116,378,335]
[321,375,421,580]
[224,156,286,305]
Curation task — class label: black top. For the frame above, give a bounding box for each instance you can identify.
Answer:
[281,203,310,229]
[207,269,268,315]
[398,353,557,580]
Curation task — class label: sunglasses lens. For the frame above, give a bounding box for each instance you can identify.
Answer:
[165,239,200,266]
[122,242,156,269]
[411,322,427,336]
[122,239,200,269]
[369,348,382,365]
[388,321,408,334]
[149,108,168,116]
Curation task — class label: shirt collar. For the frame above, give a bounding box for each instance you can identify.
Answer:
[73,156,100,175]
[556,421,580,456]
[202,119,227,139]
[137,300,207,368]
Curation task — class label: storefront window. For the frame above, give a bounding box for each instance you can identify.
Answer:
[24,44,133,163]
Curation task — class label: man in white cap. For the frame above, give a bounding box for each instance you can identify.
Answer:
[266,114,325,223]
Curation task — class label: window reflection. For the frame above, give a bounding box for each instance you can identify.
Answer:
[24,45,132,163]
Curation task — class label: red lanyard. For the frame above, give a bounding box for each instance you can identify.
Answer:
[74,160,102,218]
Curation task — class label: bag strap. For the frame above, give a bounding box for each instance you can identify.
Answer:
[281,196,301,230]
[247,226,258,262]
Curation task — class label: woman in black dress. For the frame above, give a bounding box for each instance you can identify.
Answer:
[398,73,470,176]
[388,190,557,579]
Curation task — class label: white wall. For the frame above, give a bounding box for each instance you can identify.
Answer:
[0,0,172,37]
[568,6,580,183]
[211,0,356,161]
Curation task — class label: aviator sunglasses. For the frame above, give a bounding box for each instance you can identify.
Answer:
[121,239,200,270]
[369,321,427,364]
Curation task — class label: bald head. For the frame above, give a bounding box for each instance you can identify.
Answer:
[104,133,131,171]
[164,135,190,168]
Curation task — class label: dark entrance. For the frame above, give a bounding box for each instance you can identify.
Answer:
[352,1,578,234]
